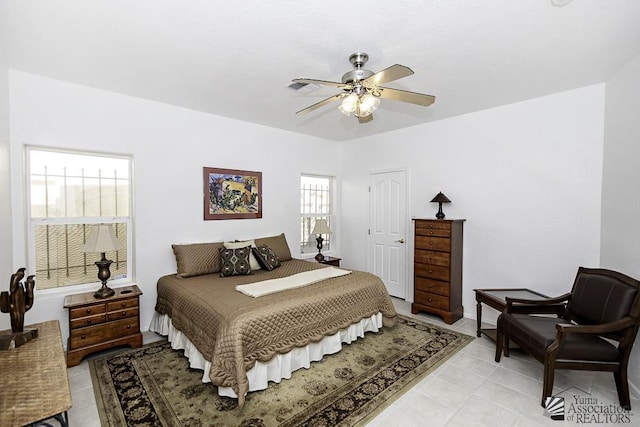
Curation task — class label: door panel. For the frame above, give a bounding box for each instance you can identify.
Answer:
[368,171,407,298]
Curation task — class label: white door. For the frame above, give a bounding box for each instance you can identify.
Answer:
[368,170,407,298]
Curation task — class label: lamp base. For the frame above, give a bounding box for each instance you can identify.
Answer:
[94,283,115,299]
[315,235,326,262]
[435,202,445,220]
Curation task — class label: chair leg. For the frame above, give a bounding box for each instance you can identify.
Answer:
[495,328,503,362]
[614,367,631,410]
[542,362,555,408]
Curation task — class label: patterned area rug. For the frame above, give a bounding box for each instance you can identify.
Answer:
[89,315,473,426]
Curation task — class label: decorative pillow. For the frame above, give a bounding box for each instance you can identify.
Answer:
[224,240,261,271]
[172,241,224,278]
[254,233,292,262]
[251,245,281,271]
[219,246,252,277]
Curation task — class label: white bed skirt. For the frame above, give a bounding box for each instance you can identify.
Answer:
[149,311,383,398]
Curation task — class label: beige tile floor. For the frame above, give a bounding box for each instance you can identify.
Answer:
[59,298,639,426]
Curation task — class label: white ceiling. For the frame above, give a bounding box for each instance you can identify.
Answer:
[2,0,640,141]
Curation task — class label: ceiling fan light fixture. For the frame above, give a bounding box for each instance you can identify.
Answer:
[339,93,358,116]
[359,94,380,114]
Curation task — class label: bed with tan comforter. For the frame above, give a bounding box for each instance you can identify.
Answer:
[153,234,398,405]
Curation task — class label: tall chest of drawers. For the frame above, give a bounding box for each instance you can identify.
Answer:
[412,218,465,324]
[64,284,143,367]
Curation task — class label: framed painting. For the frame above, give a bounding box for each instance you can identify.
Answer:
[203,167,262,220]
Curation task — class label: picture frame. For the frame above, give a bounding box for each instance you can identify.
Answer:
[203,167,262,220]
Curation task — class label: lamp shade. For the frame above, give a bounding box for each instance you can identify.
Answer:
[430,192,451,204]
[83,225,122,253]
[311,219,332,235]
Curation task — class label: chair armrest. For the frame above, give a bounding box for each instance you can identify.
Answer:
[556,317,635,335]
[504,292,571,314]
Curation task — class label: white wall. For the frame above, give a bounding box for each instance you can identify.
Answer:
[602,52,640,393]
[5,71,340,339]
[340,85,605,326]
[0,23,13,287]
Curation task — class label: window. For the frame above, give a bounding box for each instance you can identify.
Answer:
[27,147,132,290]
[300,174,334,254]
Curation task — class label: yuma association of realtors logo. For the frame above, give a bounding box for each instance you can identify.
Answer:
[545,390,634,424]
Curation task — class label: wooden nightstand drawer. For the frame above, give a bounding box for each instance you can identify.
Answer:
[107,307,139,321]
[69,304,106,320]
[415,236,451,252]
[107,298,138,312]
[70,313,106,330]
[69,317,139,349]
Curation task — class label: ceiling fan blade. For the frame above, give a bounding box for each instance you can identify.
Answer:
[295,93,344,115]
[292,78,349,89]
[363,64,414,86]
[377,86,436,107]
[358,114,374,124]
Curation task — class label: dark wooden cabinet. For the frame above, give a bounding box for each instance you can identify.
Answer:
[306,256,341,267]
[411,219,465,324]
[64,284,143,367]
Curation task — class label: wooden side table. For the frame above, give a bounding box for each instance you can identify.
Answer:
[0,320,72,427]
[64,284,143,367]
[474,288,564,340]
[306,256,341,267]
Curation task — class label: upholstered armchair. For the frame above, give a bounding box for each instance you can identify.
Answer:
[494,267,640,409]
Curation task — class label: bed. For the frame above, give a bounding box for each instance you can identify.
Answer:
[149,233,398,406]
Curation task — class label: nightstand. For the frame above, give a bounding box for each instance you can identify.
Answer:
[64,284,143,367]
[307,256,341,267]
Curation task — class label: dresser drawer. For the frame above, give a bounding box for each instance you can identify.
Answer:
[69,317,140,349]
[69,304,106,320]
[107,298,139,312]
[415,236,451,252]
[415,227,451,238]
[415,263,450,281]
[415,221,451,231]
[70,313,106,330]
[415,250,450,266]
[415,277,450,297]
[414,290,450,311]
[107,307,139,321]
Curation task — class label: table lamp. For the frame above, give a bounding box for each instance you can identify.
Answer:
[311,219,332,261]
[83,224,122,298]
[430,192,451,220]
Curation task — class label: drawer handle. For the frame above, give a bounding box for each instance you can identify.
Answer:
[126,325,132,329]
[428,284,433,288]
[81,334,86,339]
[86,319,92,325]
[121,302,127,307]
[86,308,92,314]
[428,298,433,302]
[428,269,433,273]
[122,311,127,316]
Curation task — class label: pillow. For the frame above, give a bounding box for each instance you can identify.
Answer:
[172,241,224,278]
[219,246,252,277]
[254,233,292,261]
[224,240,261,271]
[251,245,281,271]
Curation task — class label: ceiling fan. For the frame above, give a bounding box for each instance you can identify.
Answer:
[292,52,435,124]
